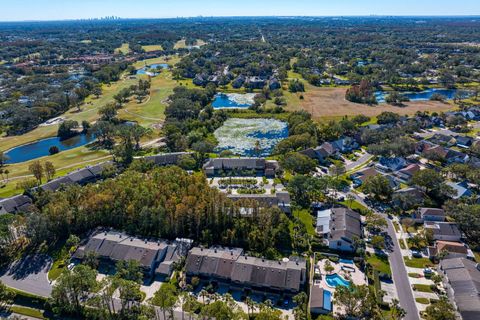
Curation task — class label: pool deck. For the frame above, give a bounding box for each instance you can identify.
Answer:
[316,259,367,314]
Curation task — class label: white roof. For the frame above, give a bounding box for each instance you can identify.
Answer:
[316,209,331,235]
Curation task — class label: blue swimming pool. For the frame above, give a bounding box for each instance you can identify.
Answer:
[339,259,354,265]
[326,274,351,288]
[323,290,332,311]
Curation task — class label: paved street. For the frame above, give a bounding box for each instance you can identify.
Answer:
[347,192,419,320]
[345,152,373,171]
[0,254,52,297]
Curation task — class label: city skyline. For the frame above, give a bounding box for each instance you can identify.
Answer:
[1,0,479,22]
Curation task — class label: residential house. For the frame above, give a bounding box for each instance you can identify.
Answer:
[456,136,474,149]
[427,241,474,260]
[203,158,279,178]
[438,258,480,320]
[268,78,281,90]
[413,207,446,223]
[231,75,246,89]
[299,146,331,163]
[445,149,469,164]
[310,283,333,315]
[185,247,307,294]
[330,137,359,154]
[350,167,379,187]
[316,207,362,253]
[144,152,193,166]
[424,222,462,242]
[446,181,473,199]
[393,188,425,206]
[73,230,191,278]
[375,157,407,173]
[427,133,457,147]
[245,76,266,89]
[0,195,32,215]
[395,164,421,182]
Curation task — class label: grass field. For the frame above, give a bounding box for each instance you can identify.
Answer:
[174,39,206,49]
[141,44,163,52]
[284,85,457,120]
[9,306,46,319]
[367,253,392,275]
[404,256,434,268]
[294,209,316,236]
[114,43,130,55]
[413,284,434,293]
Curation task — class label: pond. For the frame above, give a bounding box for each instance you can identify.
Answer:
[4,133,96,164]
[212,93,256,109]
[214,118,288,157]
[375,88,467,103]
[136,63,169,76]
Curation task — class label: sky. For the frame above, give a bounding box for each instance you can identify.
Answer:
[0,0,479,21]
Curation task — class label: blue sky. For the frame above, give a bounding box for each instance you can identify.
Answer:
[1,0,479,21]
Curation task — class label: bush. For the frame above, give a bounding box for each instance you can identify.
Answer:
[48,146,59,155]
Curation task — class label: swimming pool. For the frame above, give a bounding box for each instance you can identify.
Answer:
[325,274,351,288]
[339,258,354,265]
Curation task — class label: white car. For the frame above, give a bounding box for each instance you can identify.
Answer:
[67,263,75,270]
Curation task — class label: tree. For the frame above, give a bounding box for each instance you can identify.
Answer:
[57,120,79,139]
[324,260,334,274]
[281,153,317,174]
[98,103,118,122]
[424,297,456,320]
[293,292,308,320]
[44,161,56,181]
[334,283,376,319]
[365,212,387,234]
[371,235,385,250]
[0,280,16,311]
[49,146,60,155]
[116,260,143,284]
[152,283,178,320]
[92,86,102,99]
[363,175,393,201]
[0,152,8,168]
[389,299,406,320]
[28,161,44,184]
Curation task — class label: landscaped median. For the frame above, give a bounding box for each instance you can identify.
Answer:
[6,287,49,319]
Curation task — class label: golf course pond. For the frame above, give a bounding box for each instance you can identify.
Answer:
[212,93,257,109]
[375,88,470,103]
[214,118,288,157]
[4,133,96,164]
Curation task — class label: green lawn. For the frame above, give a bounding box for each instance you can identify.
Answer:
[114,43,130,55]
[413,284,434,293]
[340,200,367,213]
[404,257,434,269]
[9,306,46,319]
[141,44,163,52]
[294,209,315,236]
[415,297,430,304]
[399,239,407,250]
[48,259,66,281]
[408,273,422,278]
[367,254,392,275]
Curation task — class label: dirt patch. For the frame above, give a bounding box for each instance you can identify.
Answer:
[286,86,456,120]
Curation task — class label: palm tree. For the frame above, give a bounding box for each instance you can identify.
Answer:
[199,289,209,305]
[245,296,254,319]
[346,193,356,209]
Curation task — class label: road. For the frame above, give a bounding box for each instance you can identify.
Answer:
[347,192,419,320]
[345,152,373,171]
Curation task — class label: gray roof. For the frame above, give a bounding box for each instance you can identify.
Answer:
[144,152,192,166]
[203,158,267,171]
[439,258,480,320]
[0,195,32,214]
[185,247,306,292]
[424,222,462,238]
[74,230,185,275]
[329,207,362,242]
[418,208,445,218]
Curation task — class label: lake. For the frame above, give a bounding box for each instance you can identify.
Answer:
[136,63,169,76]
[214,118,288,157]
[4,133,96,164]
[375,88,466,103]
[212,93,256,109]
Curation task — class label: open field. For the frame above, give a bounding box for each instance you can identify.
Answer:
[114,43,130,55]
[141,44,163,52]
[133,55,180,69]
[174,39,206,49]
[284,86,457,120]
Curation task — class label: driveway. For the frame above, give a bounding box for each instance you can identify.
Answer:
[348,193,419,320]
[345,152,373,171]
[0,254,53,297]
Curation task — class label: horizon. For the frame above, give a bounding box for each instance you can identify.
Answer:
[1,0,479,22]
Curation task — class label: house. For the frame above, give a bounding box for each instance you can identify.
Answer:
[299,146,331,163]
[73,230,191,278]
[350,167,379,187]
[427,240,474,260]
[445,149,469,164]
[427,133,457,147]
[330,137,359,154]
[416,141,448,160]
[268,78,281,90]
[375,157,407,173]
[393,188,425,206]
[231,75,246,89]
[316,207,362,253]
[193,74,207,86]
[424,222,462,242]
[413,207,446,223]
[310,283,333,315]
[395,164,421,182]
[0,195,32,215]
[227,191,291,214]
[438,258,480,320]
[446,181,473,199]
[456,136,474,149]
[185,247,307,294]
[384,175,400,190]
[144,152,193,166]
[203,158,279,178]
[245,76,266,89]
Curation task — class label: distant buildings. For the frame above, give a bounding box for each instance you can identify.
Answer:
[0,195,32,215]
[228,191,291,214]
[203,158,280,178]
[185,246,306,294]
